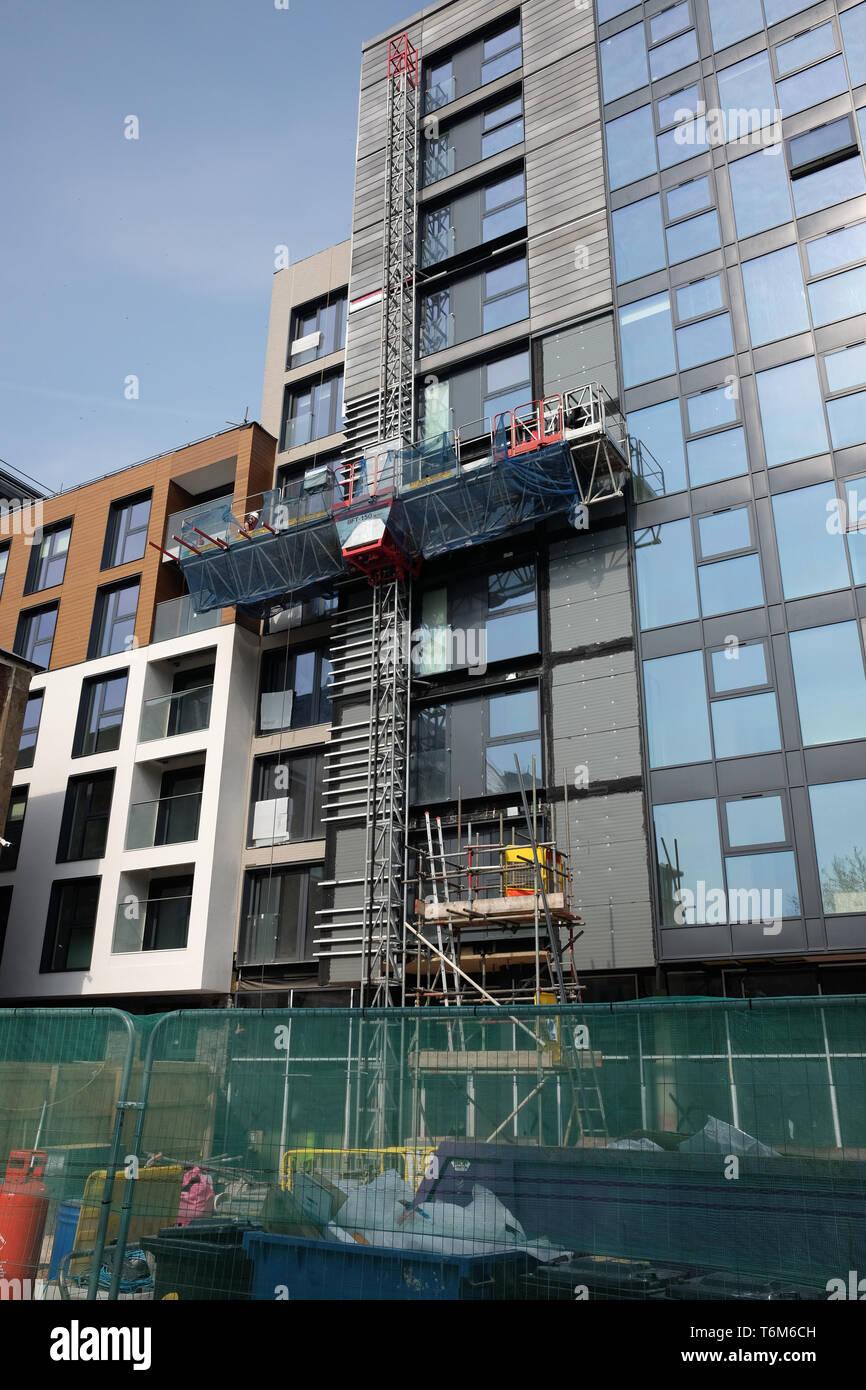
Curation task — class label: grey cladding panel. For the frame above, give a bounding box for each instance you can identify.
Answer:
[549,529,630,598]
[522,0,598,74]
[420,0,523,55]
[529,217,612,331]
[554,727,642,783]
[556,791,654,969]
[552,669,639,738]
[550,591,633,651]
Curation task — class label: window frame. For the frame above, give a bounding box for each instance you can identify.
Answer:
[706,637,773,698]
[40,876,100,973]
[101,490,152,571]
[73,671,129,759]
[14,602,58,670]
[88,578,140,660]
[238,863,323,966]
[0,785,28,872]
[56,770,115,864]
[281,372,345,451]
[247,749,324,848]
[16,690,44,769]
[257,643,332,736]
[720,790,793,855]
[288,293,348,369]
[24,520,72,595]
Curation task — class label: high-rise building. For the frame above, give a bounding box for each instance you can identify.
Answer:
[2,0,866,1008]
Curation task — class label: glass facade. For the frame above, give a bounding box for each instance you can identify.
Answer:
[601,0,866,964]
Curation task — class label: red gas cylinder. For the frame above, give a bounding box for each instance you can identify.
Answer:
[0,1150,49,1283]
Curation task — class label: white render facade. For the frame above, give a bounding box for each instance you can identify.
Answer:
[0,621,259,1001]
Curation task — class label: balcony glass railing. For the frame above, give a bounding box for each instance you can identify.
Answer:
[164,495,235,560]
[126,791,203,850]
[424,75,458,113]
[139,684,213,743]
[112,894,192,953]
[153,595,221,643]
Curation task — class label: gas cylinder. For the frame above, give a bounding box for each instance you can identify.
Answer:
[0,1150,49,1284]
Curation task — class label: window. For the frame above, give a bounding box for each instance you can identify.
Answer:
[88,580,139,659]
[601,24,648,102]
[699,553,764,617]
[113,875,193,953]
[16,691,43,769]
[825,342,866,393]
[482,21,522,83]
[756,357,828,465]
[742,245,808,345]
[807,222,866,276]
[289,294,347,367]
[258,645,332,734]
[481,96,525,161]
[239,865,323,965]
[842,475,866,583]
[412,684,542,802]
[710,641,769,693]
[707,0,762,52]
[613,196,666,283]
[635,518,698,629]
[653,799,723,924]
[14,604,58,669]
[828,390,866,448]
[687,429,750,487]
[282,374,344,450]
[717,52,776,139]
[420,348,531,441]
[676,275,723,321]
[666,176,711,222]
[650,29,698,80]
[628,400,686,493]
[651,3,690,44]
[644,651,711,767]
[729,147,793,238]
[605,106,656,190]
[792,157,866,217]
[149,767,203,848]
[777,56,846,118]
[787,116,858,176]
[841,2,866,86]
[0,787,27,872]
[809,778,866,914]
[102,492,151,569]
[57,771,114,862]
[765,0,819,23]
[790,621,866,745]
[24,522,71,594]
[0,543,9,597]
[725,794,786,848]
[0,886,12,967]
[658,85,700,130]
[675,313,734,371]
[41,878,100,972]
[698,507,752,558]
[772,482,847,599]
[248,751,323,847]
[417,562,537,674]
[666,210,721,263]
[724,850,800,915]
[688,386,737,435]
[657,116,710,168]
[483,257,529,333]
[808,265,866,327]
[73,673,128,757]
[423,171,528,268]
[619,292,676,386]
[711,691,780,756]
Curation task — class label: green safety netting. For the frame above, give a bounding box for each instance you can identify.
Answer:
[1,998,865,1301]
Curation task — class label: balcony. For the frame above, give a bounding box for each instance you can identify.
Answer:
[153,595,221,643]
[112,893,192,953]
[140,684,212,743]
[126,791,202,850]
[163,495,235,560]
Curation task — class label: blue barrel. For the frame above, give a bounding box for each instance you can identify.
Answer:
[49,1201,80,1281]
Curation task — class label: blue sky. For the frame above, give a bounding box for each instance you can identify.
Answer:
[0,0,414,492]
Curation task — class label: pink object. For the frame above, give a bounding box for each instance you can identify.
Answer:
[176,1165,215,1226]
